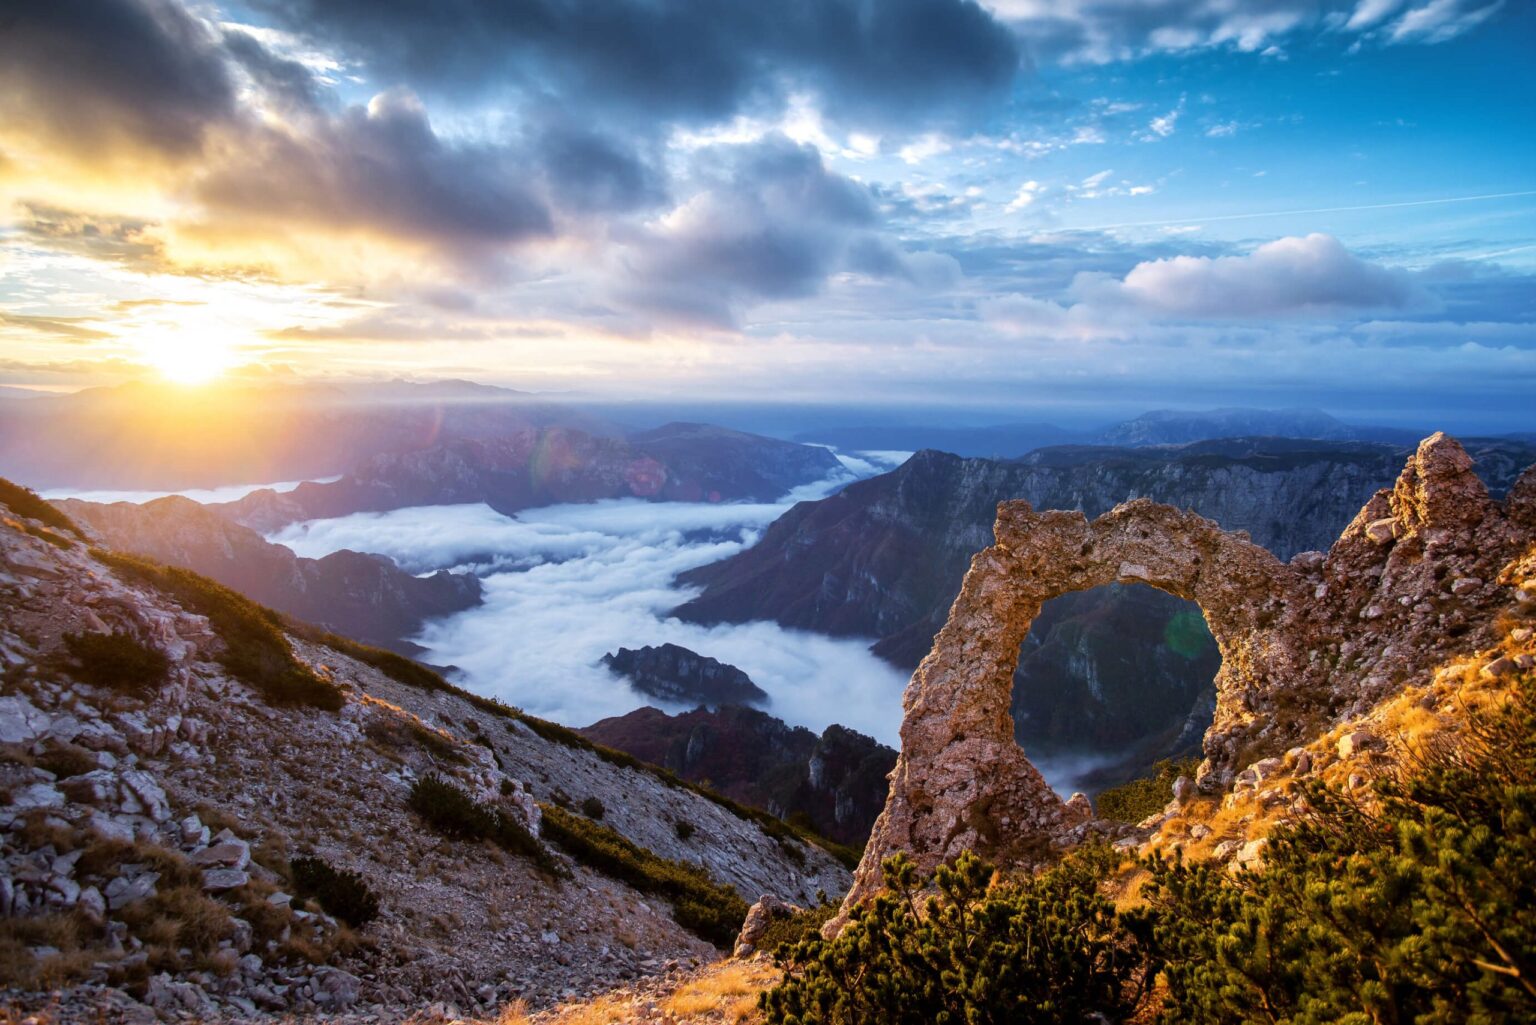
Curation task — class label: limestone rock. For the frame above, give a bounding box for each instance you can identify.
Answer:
[734,894,801,958]
[834,433,1533,926]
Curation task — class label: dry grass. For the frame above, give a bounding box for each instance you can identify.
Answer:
[662,961,775,1022]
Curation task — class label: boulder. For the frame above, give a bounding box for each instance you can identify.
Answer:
[312,967,362,1008]
[733,894,801,958]
[201,868,251,892]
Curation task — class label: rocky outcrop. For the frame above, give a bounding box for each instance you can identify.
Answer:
[677,437,1536,781]
[59,495,481,653]
[581,705,895,846]
[837,434,1535,917]
[218,425,842,533]
[601,644,768,706]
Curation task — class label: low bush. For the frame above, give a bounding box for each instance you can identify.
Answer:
[1141,670,1536,1024]
[0,477,82,538]
[580,796,606,819]
[408,774,566,878]
[290,855,381,927]
[539,802,749,947]
[674,819,696,841]
[62,630,171,697]
[95,551,343,711]
[1095,757,1200,824]
[762,845,1154,1025]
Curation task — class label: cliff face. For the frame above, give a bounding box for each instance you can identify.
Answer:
[218,425,843,533]
[581,706,895,846]
[57,495,480,653]
[835,434,1536,918]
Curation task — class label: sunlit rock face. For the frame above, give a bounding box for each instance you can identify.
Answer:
[837,434,1535,920]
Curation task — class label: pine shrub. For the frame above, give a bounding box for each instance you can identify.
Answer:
[408,775,566,878]
[1096,757,1200,824]
[290,855,380,926]
[761,846,1155,1025]
[62,630,171,697]
[1141,670,1536,1024]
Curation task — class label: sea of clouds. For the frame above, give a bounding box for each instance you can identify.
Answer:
[270,451,916,744]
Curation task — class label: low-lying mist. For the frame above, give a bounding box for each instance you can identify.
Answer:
[271,454,913,743]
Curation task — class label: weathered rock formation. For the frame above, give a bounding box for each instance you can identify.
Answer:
[676,437,1536,780]
[601,644,768,706]
[838,434,1535,915]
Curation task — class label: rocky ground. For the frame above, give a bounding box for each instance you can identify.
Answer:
[0,495,847,1023]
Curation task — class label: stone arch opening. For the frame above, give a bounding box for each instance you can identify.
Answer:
[836,495,1304,913]
[1012,583,1218,796]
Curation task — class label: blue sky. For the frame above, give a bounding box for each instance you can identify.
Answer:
[0,0,1531,427]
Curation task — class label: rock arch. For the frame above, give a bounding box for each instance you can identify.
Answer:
[835,434,1533,917]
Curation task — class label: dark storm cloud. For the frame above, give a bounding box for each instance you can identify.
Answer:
[253,0,1020,131]
[194,91,553,251]
[0,0,236,160]
[536,124,668,215]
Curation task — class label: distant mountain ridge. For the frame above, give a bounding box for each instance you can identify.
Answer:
[0,378,623,490]
[216,423,842,533]
[795,406,1428,458]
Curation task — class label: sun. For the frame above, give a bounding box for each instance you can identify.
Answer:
[133,329,241,385]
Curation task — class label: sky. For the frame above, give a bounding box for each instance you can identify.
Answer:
[1,0,1533,426]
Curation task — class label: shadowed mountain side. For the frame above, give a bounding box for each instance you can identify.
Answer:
[58,495,480,653]
[602,645,768,707]
[217,424,843,533]
[581,705,895,846]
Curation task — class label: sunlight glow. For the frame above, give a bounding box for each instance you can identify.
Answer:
[132,327,241,385]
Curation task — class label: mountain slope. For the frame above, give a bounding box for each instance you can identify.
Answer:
[56,495,480,653]
[0,484,847,1020]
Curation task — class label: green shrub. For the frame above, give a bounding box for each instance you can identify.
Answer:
[761,846,1154,1025]
[408,775,566,878]
[95,551,342,711]
[754,894,839,957]
[62,630,171,697]
[0,478,82,538]
[1140,670,1536,1024]
[539,802,748,947]
[290,855,380,927]
[580,796,606,819]
[1095,757,1200,824]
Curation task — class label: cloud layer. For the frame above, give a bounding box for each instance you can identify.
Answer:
[270,485,911,742]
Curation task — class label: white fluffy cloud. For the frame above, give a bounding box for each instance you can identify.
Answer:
[1072,233,1429,317]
